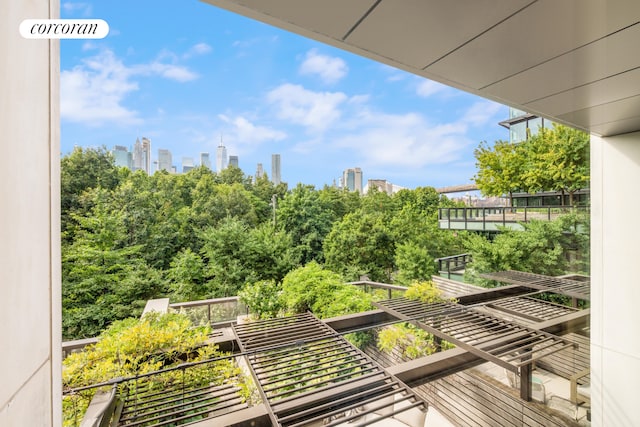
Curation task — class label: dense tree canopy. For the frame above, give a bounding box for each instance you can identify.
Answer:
[61,146,587,340]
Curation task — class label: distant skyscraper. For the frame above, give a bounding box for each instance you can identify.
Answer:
[229,155,239,168]
[141,137,151,175]
[343,167,363,194]
[200,152,211,169]
[182,157,194,173]
[256,163,264,180]
[158,149,172,172]
[133,138,143,171]
[133,137,152,175]
[112,145,132,170]
[216,139,228,172]
[271,154,281,185]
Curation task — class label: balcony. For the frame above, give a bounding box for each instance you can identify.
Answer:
[438,206,590,231]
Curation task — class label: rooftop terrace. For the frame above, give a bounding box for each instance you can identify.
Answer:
[64,274,590,427]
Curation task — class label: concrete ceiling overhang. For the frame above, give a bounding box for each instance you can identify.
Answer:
[200,0,640,137]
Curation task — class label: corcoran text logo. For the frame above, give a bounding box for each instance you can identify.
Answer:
[20,19,109,39]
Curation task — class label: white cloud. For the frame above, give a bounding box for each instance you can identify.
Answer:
[184,43,212,58]
[299,49,348,84]
[61,2,92,16]
[460,100,503,127]
[218,114,286,144]
[61,48,199,126]
[81,41,98,51]
[267,83,348,132]
[145,62,198,82]
[335,110,470,168]
[416,79,448,98]
[61,50,141,126]
[329,99,502,169]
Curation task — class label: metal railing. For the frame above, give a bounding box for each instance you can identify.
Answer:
[435,253,472,279]
[169,296,248,327]
[347,280,407,299]
[63,354,248,427]
[438,205,590,231]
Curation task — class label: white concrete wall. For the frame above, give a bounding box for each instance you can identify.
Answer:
[591,132,640,427]
[0,1,61,426]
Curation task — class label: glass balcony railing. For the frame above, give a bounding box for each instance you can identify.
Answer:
[169,296,248,327]
[438,206,590,231]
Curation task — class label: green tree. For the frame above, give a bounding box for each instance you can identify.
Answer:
[280,262,372,318]
[246,223,301,282]
[200,217,253,297]
[463,217,582,286]
[318,185,362,220]
[324,210,395,282]
[524,125,590,205]
[277,184,335,263]
[62,189,164,339]
[238,280,283,319]
[166,248,207,302]
[474,140,524,206]
[200,218,299,297]
[61,146,120,242]
[394,242,436,285]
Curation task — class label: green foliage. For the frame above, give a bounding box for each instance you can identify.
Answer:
[377,323,448,360]
[61,146,120,242]
[344,331,375,349]
[463,214,589,286]
[62,313,245,427]
[277,184,336,263]
[474,125,589,205]
[239,280,283,319]
[166,248,207,302]
[280,262,343,313]
[523,125,590,204]
[324,210,395,282]
[62,190,165,339]
[394,243,436,285]
[280,262,373,318]
[405,280,447,303]
[474,140,524,205]
[200,218,300,297]
[61,148,477,338]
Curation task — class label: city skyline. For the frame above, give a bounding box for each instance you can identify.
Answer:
[111,141,291,179]
[59,0,509,190]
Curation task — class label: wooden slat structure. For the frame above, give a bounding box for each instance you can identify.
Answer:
[373,298,576,401]
[117,367,248,427]
[486,296,577,323]
[373,299,573,373]
[232,312,428,426]
[480,270,590,301]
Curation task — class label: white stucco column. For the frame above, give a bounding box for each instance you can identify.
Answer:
[0,1,61,426]
[590,131,640,427]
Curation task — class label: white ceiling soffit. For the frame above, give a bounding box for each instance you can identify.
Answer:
[201,0,640,137]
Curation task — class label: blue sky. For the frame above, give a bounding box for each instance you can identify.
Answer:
[60,0,509,189]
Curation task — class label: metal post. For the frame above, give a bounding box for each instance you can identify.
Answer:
[482,208,486,231]
[520,363,532,401]
[464,208,467,230]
